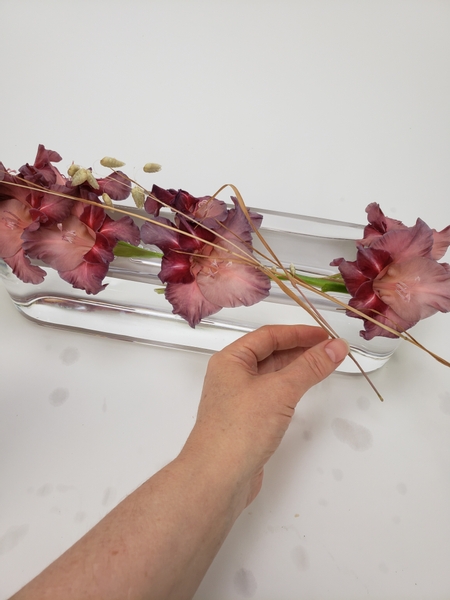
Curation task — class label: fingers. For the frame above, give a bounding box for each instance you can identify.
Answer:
[282,337,350,398]
[224,324,329,366]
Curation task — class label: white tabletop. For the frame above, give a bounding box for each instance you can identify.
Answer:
[1,2,450,598]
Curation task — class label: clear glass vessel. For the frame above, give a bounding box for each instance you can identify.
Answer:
[0,208,401,373]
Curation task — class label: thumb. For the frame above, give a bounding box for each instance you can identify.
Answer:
[287,337,350,396]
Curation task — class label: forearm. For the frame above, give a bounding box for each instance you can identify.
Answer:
[11,437,248,600]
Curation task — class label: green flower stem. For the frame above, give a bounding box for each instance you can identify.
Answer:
[277,272,349,294]
[114,241,163,259]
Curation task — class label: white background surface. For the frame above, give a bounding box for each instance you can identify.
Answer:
[1,1,450,598]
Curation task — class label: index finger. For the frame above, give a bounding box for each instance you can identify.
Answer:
[223,324,329,365]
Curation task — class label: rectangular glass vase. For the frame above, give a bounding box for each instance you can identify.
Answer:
[0,207,401,373]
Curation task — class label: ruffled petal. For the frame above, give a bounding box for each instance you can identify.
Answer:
[370,218,433,262]
[82,233,114,265]
[4,249,46,284]
[358,203,407,246]
[359,306,414,340]
[373,257,450,322]
[97,171,131,201]
[356,247,392,281]
[145,185,175,216]
[0,199,33,257]
[347,281,388,316]
[19,144,66,187]
[33,144,63,170]
[159,251,193,284]
[197,261,270,308]
[22,216,95,271]
[215,197,256,253]
[59,261,109,295]
[98,214,140,246]
[431,225,450,260]
[165,280,222,327]
[29,185,74,223]
[141,217,180,251]
[79,204,106,232]
[187,196,228,229]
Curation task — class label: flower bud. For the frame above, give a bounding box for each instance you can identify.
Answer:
[131,186,145,209]
[100,157,126,168]
[143,162,161,173]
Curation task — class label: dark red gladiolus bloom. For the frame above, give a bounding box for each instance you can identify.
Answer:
[332,205,450,339]
[141,196,270,326]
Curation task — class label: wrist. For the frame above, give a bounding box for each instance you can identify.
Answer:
[179,424,255,516]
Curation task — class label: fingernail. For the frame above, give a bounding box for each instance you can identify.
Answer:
[324,339,350,363]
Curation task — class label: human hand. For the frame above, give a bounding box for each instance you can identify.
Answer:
[184,325,349,507]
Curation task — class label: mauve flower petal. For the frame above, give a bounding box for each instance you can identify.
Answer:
[99,215,140,246]
[165,280,222,327]
[215,198,256,253]
[431,225,450,260]
[190,197,228,229]
[356,247,392,280]
[30,186,74,223]
[144,195,161,216]
[0,170,33,205]
[358,203,406,246]
[4,249,46,284]
[33,145,63,169]
[330,258,367,296]
[144,185,174,216]
[373,257,450,322]
[347,281,388,316]
[79,205,106,232]
[359,307,414,340]
[198,261,270,308]
[370,219,433,262]
[83,233,114,265]
[22,216,95,272]
[0,198,33,257]
[19,145,66,187]
[97,171,131,201]
[141,217,180,251]
[159,252,194,284]
[150,185,177,206]
[59,261,109,295]
[0,161,8,182]
[172,190,198,213]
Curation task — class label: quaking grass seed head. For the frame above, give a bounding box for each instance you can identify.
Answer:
[143,162,161,173]
[100,157,126,168]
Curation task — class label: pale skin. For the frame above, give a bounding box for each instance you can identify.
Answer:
[11,324,349,600]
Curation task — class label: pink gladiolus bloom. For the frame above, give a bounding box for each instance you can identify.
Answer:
[332,206,450,339]
[141,196,270,326]
[23,204,140,294]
